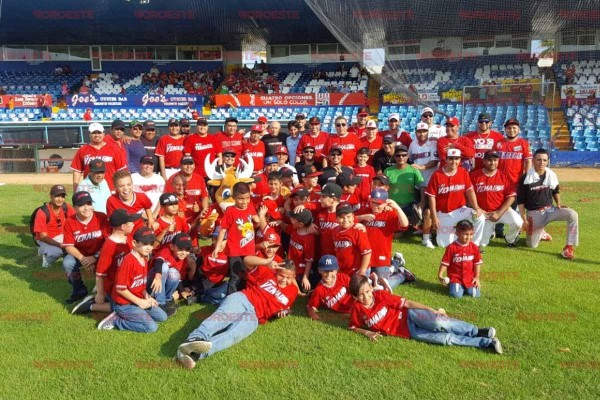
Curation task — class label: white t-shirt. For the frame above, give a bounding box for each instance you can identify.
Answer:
[426,124,446,140]
[408,139,438,184]
[131,172,165,211]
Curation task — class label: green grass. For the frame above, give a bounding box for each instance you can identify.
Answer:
[1,182,599,400]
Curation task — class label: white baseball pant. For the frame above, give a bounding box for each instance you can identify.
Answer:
[526,206,579,248]
[481,208,523,247]
[436,207,485,248]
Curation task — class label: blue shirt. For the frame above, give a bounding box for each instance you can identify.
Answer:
[125,139,147,173]
[286,136,301,166]
[76,176,111,214]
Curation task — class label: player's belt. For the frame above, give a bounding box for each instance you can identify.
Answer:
[531,205,552,212]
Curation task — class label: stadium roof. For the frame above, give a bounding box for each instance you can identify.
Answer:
[0,0,599,50]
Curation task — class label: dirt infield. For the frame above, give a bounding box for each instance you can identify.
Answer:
[2,168,599,184]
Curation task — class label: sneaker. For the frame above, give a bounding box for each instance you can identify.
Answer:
[422,239,435,249]
[477,327,497,339]
[178,339,212,357]
[506,241,517,248]
[186,295,198,306]
[71,295,94,315]
[97,311,118,330]
[399,266,417,282]
[65,292,88,305]
[479,246,486,254]
[489,338,503,354]
[41,254,50,268]
[378,277,393,293]
[160,304,178,317]
[369,272,384,291]
[561,245,574,260]
[541,232,553,241]
[176,349,200,369]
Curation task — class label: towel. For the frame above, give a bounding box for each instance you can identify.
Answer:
[523,166,559,189]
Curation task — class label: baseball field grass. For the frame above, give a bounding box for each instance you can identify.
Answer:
[0,181,599,400]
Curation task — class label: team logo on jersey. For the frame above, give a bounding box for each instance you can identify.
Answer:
[236,217,255,248]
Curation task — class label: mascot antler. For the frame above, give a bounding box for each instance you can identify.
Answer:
[236,155,254,179]
[204,155,224,181]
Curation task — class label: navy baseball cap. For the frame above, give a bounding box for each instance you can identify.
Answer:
[133,227,157,244]
[336,172,361,187]
[168,118,180,126]
[336,202,354,216]
[172,232,192,250]
[318,255,339,271]
[72,191,93,207]
[318,183,342,199]
[370,188,388,204]
[265,156,278,165]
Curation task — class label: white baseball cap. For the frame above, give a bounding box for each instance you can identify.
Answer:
[88,122,104,133]
[366,120,377,129]
[421,107,434,115]
[388,113,401,121]
[416,122,429,131]
[447,149,461,158]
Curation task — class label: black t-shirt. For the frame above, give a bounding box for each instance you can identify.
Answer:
[318,166,353,187]
[262,132,289,157]
[372,149,395,174]
[517,172,559,211]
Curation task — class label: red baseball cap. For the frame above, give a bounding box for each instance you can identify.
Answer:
[445,117,460,126]
[257,116,268,124]
[265,232,281,246]
[250,124,263,132]
[261,199,282,219]
[275,145,288,154]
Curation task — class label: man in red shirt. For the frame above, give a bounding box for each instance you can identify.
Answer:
[425,149,485,248]
[243,125,266,174]
[379,113,412,148]
[155,118,186,180]
[470,151,523,250]
[71,123,127,191]
[360,121,383,164]
[105,119,128,168]
[323,116,362,167]
[215,117,244,165]
[165,156,209,222]
[465,112,504,171]
[437,117,475,170]
[295,117,329,167]
[183,117,222,177]
[348,106,369,137]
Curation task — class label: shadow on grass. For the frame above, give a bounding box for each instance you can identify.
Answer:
[158,303,218,358]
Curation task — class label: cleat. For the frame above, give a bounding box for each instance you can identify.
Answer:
[97,311,118,330]
[71,295,94,315]
[561,245,574,260]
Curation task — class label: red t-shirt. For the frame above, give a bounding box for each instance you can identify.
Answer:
[198,246,228,284]
[183,134,223,176]
[308,272,354,314]
[348,124,366,138]
[71,143,127,190]
[496,138,532,185]
[106,192,152,232]
[365,210,402,267]
[284,226,316,277]
[96,235,133,295]
[33,204,75,239]
[425,167,473,213]
[220,205,258,257]
[112,252,148,305]
[333,224,372,276]
[437,136,475,168]
[165,172,208,219]
[153,215,189,251]
[349,290,411,339]
[359,136,383,164]
[215,131,244,164]
[315,209,339,257]
[296,132,329,164]
[62,211,109,256]
[155,135,185,168]
[243,140,266,172]
[104,135,128,169]
[324,134,363,167]
[464,130,504,171]
[152,245,186,275]
[242,266,298,324]
[441,240,483,288]
[380,130,412,149]
[245,251,284,287]
[470,169,515,213]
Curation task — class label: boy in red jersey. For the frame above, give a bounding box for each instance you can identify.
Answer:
[62,191,109,305]
[155,118,185,180]
[154,193,189,252]
[315,183,342,258]
[243,124,267,174]
[437,220,483,298]
[176,260,298,369]
[282,208,317,292]
[97,227,168,332]
[192,227,229,305]
[348,275,502,353]
[106,170,154,232]
[333,202,371,276]
[307,255,354,320]
[353,147,376,201]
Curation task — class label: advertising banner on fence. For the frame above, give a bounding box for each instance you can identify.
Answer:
[67,93,201,107]
[0,94,44,108]
[214,92,365,107]
[561,84,599,99]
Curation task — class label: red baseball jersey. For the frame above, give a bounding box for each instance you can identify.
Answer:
[71,143,127,190]
[441,240,483,288]
[379,130,412,149]
[242,266,298,324]
[243,140,266,172]
[315,209,339,257]
[348,124,366,138]
[33,204,75,239]
[296,132,329,164]
[245,250,284,287]
[183,134,222,176]
[425,167,473,213]
[365,210,402,267]
[284,226,316,277]
[496,138,532,184]
[153,215,189,251]
[464,130,504,171]
[220,205,258,257]
[308,272,354,314]
[104,135,128,169]
[349,290,410,339]
[96,235,133,295]
[106,192,152,232]
[333,224,372,276]
[216,131,244,163]
[437,136,475,168]
[165,172,208,210]
[155,135,185,168]
[62,211,109,256]
[152,245,186,275]
[359,135,383,164]
[112,252,149,305]
[353,164,375,208]
[324,134,363,167]
[198,245,228,284]
[470,169,515,213]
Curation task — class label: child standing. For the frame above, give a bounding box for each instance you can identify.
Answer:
[332,202,372,277]
[438,220,483,298]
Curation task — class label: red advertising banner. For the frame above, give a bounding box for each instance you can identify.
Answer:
[0,94,45,108]
[215,93,365,107]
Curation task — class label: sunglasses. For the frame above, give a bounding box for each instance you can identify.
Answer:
[330,153,342,157]
[223,155,235,158]
[335,123,347,127]
[303,150,315,153]
[478,120,490,124]
[422,114,433,118]
[395,153,408,157]
[310,123,320,126]
[357,113,368,117]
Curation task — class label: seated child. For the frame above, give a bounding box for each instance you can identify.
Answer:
[192,227,229,305]
[307,255,354,320]
[348,274,502,353]
[332,202,371,276]
[282,208,318,292]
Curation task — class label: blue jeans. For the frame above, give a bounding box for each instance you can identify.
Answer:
[147,264,181,305]
[200,282,229,305]
[187,292,259,356]
[449,283,480,298]
[113,303,167,333]
[407,309,491,348]
[371,266,406,290]
[62,255,88,297]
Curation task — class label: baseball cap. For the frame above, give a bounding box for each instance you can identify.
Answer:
[261,198,282,219]
[225,117,239,124]
[383,135,395,144]
[292,187,309,197]
[140,155,155,165]
[143,120,156,130]
[318,183,342,198]
[111,119,126,130]
[445,117,460,126]
[309,116,321,124]
[484,150,500,159]
[336,202,354,216]
[504,118,520,127]
[388,113,401,121]
[336,172,361,187]
[295,113,306,120]
[130,120,143,128]
[250,124,263,132]
[329,145,343,155]
[179,118,190,126]
[275,145,288,155]
[172,232,192,250]
[72,191,93,206]
[372,175,390,185]
[196,117,208,126]
[395,144,409,153]
[416,122,429,131]
[88,122,104,133]
[357,106,370,116]
[50,184,67,197]
[109,209,142,227]
[265,232,281,246]
[478,112,492,122]
[366,120,377,129]
[265,156,278,165]
[302,144,316,152]
[159,192,179,206]
[89,159,106,173]
[168,118,180,126]
[357,147,369,155]
[223,148,237,156]
[447,149,462,158]
[180,156,194,165]
[370,188,389,204]
[318,255,339,271]
[287,208,313,225]
[257,116,268,124]
[299,164,322,179]
[421,107,434,116]
[280,168,294,178]
[133,226,157,245]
